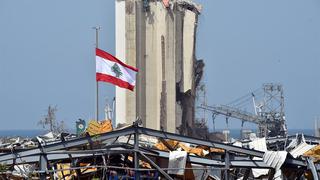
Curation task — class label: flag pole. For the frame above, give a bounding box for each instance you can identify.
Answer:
[93,26,101,121]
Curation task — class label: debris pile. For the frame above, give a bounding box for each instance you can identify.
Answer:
[0,121,318,179]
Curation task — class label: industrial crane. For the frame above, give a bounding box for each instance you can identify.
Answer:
[199,84,288,138]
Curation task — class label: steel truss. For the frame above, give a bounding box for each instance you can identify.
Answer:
[0,125,315,179]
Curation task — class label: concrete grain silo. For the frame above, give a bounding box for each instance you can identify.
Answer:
[115,0,204,135]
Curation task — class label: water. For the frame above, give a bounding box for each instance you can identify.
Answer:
[288,129,314,136]
[0,129,47,138]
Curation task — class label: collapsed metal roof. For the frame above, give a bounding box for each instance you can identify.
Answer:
[0,124,318,179]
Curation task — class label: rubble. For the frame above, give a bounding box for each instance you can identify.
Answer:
[0,122,318,179]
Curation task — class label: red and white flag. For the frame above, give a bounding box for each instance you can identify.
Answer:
[96,48,138,91]
[162,0,170,8]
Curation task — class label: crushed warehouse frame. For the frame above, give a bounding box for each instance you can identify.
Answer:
[0,123,318,179]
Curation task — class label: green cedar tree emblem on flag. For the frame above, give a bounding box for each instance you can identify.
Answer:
[111,63,123,78]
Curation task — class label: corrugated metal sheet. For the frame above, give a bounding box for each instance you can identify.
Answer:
[249,137,267,152]
[263,151,288,180]
[250,138,268,178]
[232,141,242,147]
[290,142,315,158]
[168,151,187,175]
[251,166,269,178]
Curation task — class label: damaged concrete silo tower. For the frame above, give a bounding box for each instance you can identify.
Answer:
[115,0,203,135]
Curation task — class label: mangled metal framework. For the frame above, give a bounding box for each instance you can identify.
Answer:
[0,125,317,179]
[199,84,288,138]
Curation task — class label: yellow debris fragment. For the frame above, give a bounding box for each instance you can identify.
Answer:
[86,120,113,136]
[154,140,224,157]
[56,163,75,180]
[127,156,152,169]
[303,144,320,163]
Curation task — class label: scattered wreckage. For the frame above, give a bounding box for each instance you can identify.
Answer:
[0,121,319,179]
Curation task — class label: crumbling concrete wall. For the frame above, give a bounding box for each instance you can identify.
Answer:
[175,2,202,136]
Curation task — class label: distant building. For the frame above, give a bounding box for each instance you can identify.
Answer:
[115,0,203,134]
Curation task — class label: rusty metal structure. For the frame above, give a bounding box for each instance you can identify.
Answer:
[199,84,288,138]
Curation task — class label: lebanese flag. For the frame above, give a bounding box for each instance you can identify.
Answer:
[162,0,170,7]
[96,48,138,91]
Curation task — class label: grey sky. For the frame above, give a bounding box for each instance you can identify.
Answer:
[0,0,319,130]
